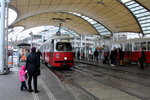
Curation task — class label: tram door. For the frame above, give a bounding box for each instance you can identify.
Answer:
[49,40,54,65]
[141,42,150,63]
[124,43,132,62]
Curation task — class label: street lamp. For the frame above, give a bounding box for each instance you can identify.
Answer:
[29,32,33,48]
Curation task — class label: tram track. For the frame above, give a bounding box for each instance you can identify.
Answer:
[74,65,150,88]
[73,63,150,100]
[73,67,150,100]
[75,61,150,77]
[48,64,150,100]
[51,68,100,100]
[66,77,100,100]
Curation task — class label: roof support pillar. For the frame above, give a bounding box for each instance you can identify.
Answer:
[29,32,33,48]
[80,35,83,60]
[0,0,6,74]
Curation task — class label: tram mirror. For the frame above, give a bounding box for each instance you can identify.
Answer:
[51,40,54,43]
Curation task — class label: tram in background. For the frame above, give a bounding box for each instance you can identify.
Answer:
[39,34,74,68]
[110,38,150,63]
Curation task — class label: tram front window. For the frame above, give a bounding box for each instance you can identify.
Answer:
[56,42,72,51]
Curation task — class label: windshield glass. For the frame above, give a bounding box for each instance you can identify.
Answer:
[56,42,72,51]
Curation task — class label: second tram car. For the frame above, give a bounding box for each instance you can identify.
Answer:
[40,34,74,68]
[110,38,150,63]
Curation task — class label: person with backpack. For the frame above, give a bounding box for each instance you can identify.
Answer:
[94,49,99,62]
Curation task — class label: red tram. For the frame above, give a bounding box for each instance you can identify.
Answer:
[39,34,74,68]
[110,38,150,63]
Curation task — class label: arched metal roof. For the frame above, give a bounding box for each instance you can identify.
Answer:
[12,12,99,35]
[121,0,150,35]
[9,0,149,35]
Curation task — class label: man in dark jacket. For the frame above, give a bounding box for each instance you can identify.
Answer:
[94,49,99,62]
[77,50,80,60]
[138,48,146,69]
[118,48,124,66]
[26,47,40,93]
[110,47,117,66]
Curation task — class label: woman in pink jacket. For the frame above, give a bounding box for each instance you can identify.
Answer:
[19,65,27,91]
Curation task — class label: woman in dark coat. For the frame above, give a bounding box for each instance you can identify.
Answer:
[118,48,124,66]
[77,50,80,60]
[138,48,146,69]
[26,47,40,93]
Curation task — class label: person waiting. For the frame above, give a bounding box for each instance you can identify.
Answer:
[110,47,117,66]
[77,50,80,60]
[94,49,99,62]
[138,48,146,70]
[118,48,124,66]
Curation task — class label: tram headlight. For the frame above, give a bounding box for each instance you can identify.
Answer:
[64,57,67,60]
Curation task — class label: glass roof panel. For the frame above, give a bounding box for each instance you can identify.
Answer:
[142,27,150,30]
[138,16,150,21]
[62,27,80,37]
[121,0,150,35]
[68,12,111,36]
[143,31,150,34]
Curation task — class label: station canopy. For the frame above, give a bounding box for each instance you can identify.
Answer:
[135,0,150,11]
[9,0,150,35]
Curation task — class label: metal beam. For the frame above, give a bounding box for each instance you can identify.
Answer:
[0,0,6,74]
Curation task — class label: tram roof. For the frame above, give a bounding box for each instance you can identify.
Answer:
[111,37,150,44]
[9,0,150,35]
[42,34,73,44]
[49,34,73,40]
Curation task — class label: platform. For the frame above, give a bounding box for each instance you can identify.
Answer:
[0,64,76,100]
[1,60,150,100]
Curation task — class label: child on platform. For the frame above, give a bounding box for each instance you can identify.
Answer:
[19,65,27,91]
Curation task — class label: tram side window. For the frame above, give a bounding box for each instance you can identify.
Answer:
[129,43,132,51]
[46,44,49,52]
[125,43,130,51]
[134,43,140,51]
[125,44,127,51]
[148,42,150,50]
[44,44,46,52]
[120,44,123,50]
[50,43,54,51]
[141,42,146,50]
